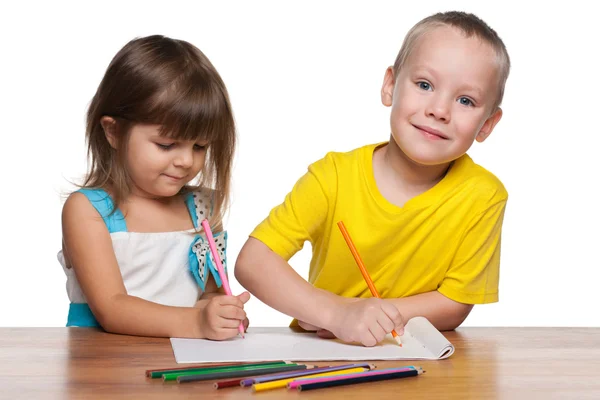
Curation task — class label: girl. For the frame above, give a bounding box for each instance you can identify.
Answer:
[58,35,249,339]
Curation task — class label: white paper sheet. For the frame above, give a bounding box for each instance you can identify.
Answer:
[170,316,454,363]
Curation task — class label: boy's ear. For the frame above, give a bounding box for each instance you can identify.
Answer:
[381,67,395,107]
[100,116,118,149]
[476,107,503,143]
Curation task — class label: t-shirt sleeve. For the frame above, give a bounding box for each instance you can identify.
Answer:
[438,199,507,304]
[250,156,334,261]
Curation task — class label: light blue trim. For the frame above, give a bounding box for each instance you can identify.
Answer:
[189,231,228,291]
[66,303,100,327]
[184,192,199,228]
[78,189,127,233]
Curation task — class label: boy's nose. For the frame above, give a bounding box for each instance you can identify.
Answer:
[425,96,451,122]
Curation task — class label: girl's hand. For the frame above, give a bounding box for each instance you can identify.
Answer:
[195,291,250,340]
[326,298,404,347]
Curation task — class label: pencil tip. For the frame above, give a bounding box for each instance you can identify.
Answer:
[394,336,403,346]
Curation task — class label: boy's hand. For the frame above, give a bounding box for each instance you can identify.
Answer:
[298,320,336,339]
[195,291,250,340]
[327,298,404,347]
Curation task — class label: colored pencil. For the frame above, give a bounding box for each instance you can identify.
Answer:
[337,221,403,346]
[201,218,245,338]
[295,367,424,391]
[147,362,237,377]
[288,366,417,389]
[177,364,312,383]
[253,367,368,392]
[242,362,374,386]
[214,378,245,389]
[162,362,297,381]
[148,360,289,378]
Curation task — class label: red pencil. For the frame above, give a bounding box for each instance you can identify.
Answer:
[337,221,403,346]
[214,378,244,389]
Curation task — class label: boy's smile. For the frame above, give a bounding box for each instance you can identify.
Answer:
[381,25,503,167]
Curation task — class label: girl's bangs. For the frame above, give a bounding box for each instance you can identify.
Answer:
[149,76,231,143]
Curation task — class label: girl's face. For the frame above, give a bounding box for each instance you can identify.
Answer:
[125,123,207,198]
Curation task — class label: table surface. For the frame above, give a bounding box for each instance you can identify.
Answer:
[1,327,599,399]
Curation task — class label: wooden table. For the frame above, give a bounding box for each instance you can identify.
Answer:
[1,327,599,399]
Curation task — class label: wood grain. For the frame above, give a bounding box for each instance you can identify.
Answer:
[1,327,599,399]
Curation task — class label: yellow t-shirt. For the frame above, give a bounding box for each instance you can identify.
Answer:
[250,142,507,307]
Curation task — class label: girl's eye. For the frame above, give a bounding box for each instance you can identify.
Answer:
[193,144,206,151]
[458,97,474,107]
[156,143,174,150]
[417,81,432,91]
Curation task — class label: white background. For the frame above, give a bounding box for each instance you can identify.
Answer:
[1,1,598,328]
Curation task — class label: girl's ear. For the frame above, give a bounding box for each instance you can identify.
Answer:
[100,116,118,149]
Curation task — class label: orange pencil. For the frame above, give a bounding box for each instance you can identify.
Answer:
[337,221,403,346]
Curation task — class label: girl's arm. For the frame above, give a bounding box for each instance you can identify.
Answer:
[62,192,206,338]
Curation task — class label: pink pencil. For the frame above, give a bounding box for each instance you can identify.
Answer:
[201,219,245,338]
[287,366,417,389]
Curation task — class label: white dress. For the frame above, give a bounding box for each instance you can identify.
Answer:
[57,188,228,327]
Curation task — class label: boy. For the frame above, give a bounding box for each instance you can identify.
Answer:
[235,11,510,347]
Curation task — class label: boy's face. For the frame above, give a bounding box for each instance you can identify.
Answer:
[381,26,503,166]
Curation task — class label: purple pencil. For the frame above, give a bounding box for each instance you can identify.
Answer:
[240,363,374,387]
[287,366,418,389]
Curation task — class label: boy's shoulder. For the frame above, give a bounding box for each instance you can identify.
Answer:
[308,142,383,172]
[451,154,508,204]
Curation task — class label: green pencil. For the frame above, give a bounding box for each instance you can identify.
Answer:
[162,362,298,381]
[150,361,290,379]
[177,364,312,383]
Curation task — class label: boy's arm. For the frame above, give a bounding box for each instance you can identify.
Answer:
[387,198,507,331]
[235,237,342,329]
[386,291,473,331]
[62,193,208,338]
[235,155,340,327]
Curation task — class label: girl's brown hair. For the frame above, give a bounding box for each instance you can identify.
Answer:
[82,35,235,226]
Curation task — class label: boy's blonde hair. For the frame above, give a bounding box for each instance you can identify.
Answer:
[393,11,510,110]
[82,35,236,226]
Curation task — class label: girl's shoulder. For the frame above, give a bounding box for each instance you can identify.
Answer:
[62,188,126,233]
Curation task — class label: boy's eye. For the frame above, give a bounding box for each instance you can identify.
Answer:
[417,81,432,91]
[458,97,473,107]
[156,143,174,150]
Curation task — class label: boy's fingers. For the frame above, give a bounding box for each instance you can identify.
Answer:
[316,329,336,339]
[381,302,404,329]
[298,320,320,331]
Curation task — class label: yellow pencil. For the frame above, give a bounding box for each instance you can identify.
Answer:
[252,367,368,392]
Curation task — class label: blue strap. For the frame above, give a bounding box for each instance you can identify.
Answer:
[67,303,100,327]
[78,189,127,233]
